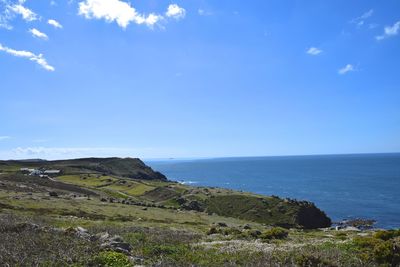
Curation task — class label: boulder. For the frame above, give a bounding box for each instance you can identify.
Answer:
[98,233,133,255]
[49,191,58,197]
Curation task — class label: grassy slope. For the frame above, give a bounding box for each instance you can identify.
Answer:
[1,166,399,266]
[57,173,331,229]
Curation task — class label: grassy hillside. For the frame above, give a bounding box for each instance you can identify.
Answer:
[1,158,397,266]
[0,158,330,229]
[0,157,167,180]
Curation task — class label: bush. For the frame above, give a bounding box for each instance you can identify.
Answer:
[260,227,289,241]
[94,251,132,267]
[295,254,334,267]
[373,241,400,266]
[352,235,400,266]
[206,226,242,236]
[374,229,400,241]
[352,236,382,249]
[206,226,218,235]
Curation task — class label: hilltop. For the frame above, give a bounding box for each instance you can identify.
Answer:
[0,157,398,266]
[0,157,167,181]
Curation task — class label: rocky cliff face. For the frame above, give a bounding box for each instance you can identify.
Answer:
[295,202,332,229]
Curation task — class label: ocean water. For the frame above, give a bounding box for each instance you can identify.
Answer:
[147,153,400,229]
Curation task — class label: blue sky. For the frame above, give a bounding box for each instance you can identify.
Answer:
[0,0,399,159]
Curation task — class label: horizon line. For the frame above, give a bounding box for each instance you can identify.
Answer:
[2,151,399,162]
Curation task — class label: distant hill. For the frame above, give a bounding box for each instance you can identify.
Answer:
[0,157,167,181]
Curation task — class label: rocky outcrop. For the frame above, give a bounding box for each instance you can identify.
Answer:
[63,227,134,256]
[206,194,331,229]
[295,202,331,229]
[97,233,133,255]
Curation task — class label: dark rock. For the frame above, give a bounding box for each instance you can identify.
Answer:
[182,200,204,212]
[243,224,252,229]
[49,191,58,197]
[249,230,262,237]
[296,203,331,229]
[64,226,90,239]
[98,233,133,255]
[176,197,186,205]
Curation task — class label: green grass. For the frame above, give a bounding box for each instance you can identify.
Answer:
[57,174,117,186]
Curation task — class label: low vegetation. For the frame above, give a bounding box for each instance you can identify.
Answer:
[0,157,398,266]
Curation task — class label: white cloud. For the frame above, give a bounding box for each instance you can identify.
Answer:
[350,9,373,27]
[0,2,13,29]
[376,21,400,40]
[48,18,62,28]
[143,13,163,27]
[0,136,11,141]
[8,2,38,21]
[29,28,48,40]
[198,9,212,16]
[306,47,322,56]
[1,0,39,28]
[0,43,55,71]
[338,64,355,75]
[78,0,166,28]
[166,4,185,19]
[359,9,373,20]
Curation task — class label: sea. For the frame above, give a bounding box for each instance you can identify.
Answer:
[147,153,400,229]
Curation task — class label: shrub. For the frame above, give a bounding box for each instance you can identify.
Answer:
[142,243,189,258]
[94,251,132,267]
[260,227,289,241]
[352,236,382,249]
[206,226,218,235]
[295,254,334,267]
[373,241,400,266]
[352,235,400,266]
[374,229,400,241]
[335,231,347,240]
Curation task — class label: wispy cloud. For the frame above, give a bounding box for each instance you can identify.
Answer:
[8,1,38,21]
[48,19,62,28]
[306,47,322,56]
[338,64,355,75]
[165,4,185,19]
[29,28,48,40]
[0,43,55,71]
[198,9,212,16]
[0,1,13,29]
[0,136,11,141]
[1,0,39,29]
[350,9,373,27]
[376,21,400,41]
[78,0,184,29]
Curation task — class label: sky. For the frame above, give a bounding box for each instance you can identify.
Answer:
[0,0,400,160]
